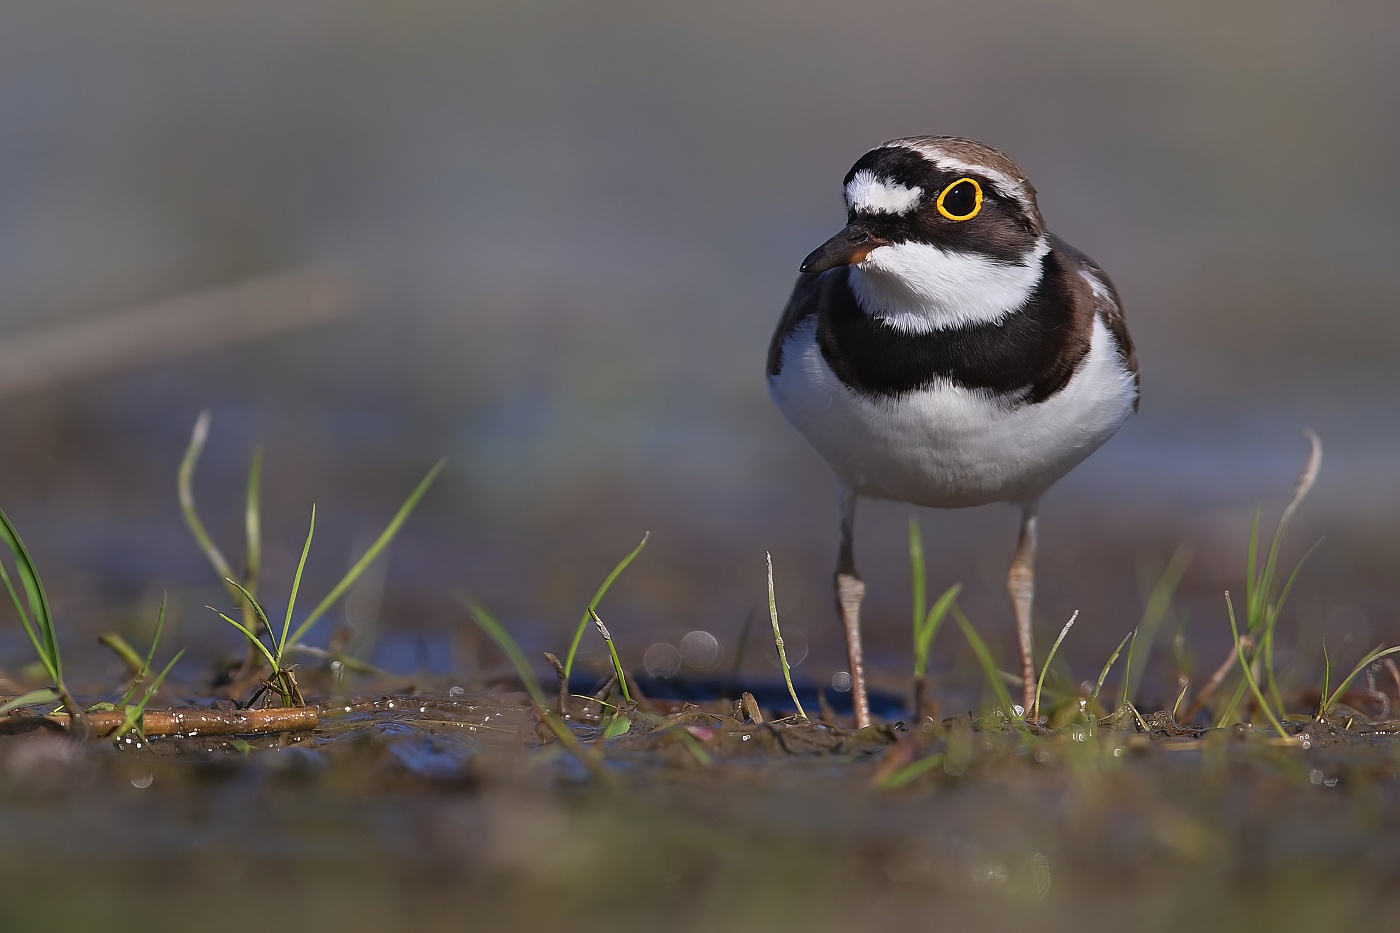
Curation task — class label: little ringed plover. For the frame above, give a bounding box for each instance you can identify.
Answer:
[767,135,1139,727]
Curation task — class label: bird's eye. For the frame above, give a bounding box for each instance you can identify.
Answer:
[936,178,982,221]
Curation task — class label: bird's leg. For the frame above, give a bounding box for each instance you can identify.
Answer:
[1008,502,1040,720]
[835,485,872,729]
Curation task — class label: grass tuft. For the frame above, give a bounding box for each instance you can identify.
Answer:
[0,504,85,733]
[190,415,442,704]
[1215,432,1321,725]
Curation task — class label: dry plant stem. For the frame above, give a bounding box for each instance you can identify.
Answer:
[53,705,319,738]
[767,552,808,722]
[543,652,568,716]
[913,676,928,722]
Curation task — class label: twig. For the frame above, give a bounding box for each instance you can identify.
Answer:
[46,705,319,738]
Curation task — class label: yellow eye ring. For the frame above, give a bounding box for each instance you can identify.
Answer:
[936,177,983,221]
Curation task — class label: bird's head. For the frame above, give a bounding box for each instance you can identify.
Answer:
[801,137,1052,331]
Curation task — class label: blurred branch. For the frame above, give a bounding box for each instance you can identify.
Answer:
[0,265,357,398]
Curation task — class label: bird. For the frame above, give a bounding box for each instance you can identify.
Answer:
[767,136,1138,728]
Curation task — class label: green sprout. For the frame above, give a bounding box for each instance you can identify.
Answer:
[188,414,444,705]
[0,504,84,734]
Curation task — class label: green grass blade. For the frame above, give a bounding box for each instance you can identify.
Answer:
[462,596,593,778]
[1123,545,1192,707]
[1262,537,1324,714]
[117,594,168,707]
[1033,610,1079,721]
[915,584,961,680]
[1172,678,1190,719]
[225,579,274,651]
[110,649,185,743]
[876,753,945,791]
[101,633,145,676]
[209,607,279,670]
[953,607,1017,720]
[563,531,650,679]
[0,505,62,687]
[177,411,237,587]
[464,599,553,712]
[287,459,444,651]
[278,506,317,659]
[588,608,633,706]
[1320,642,1331,713]
[1119,628,1140,710]
[0,554,51,685]
[670,726,714,767]
[1226,592,1289,737]
[1093,629,1135,704]
[0,688,60,715]
[1324,644,1400,714]
[909,517,926,661]
[1244,507,1261,625]
[601,709,632,738]
[245,446,263,593]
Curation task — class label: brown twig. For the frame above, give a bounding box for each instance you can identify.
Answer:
[47,705,319,738]
[543,652,568,717]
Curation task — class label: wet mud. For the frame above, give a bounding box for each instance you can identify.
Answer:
[4,685,1400,933]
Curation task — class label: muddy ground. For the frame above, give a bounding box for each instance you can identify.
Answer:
[3,681,1398,933]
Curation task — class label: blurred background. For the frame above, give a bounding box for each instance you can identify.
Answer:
[0,1,1397,706]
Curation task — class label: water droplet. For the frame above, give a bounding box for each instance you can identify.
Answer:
[130,774,153,789]
[1310,769,1324,785]
[449,686,464,697]
[830,671,852,693]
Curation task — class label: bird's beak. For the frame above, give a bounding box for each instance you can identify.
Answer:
[799,223,887,274]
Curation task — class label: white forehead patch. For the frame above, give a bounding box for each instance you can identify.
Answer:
[844,169,922,214]
[885,141,1033,213]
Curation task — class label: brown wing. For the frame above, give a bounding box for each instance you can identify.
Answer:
[766,271,824,377]
[1050,235,1139,409]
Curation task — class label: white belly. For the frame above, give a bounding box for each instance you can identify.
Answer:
[768,316,1137,508]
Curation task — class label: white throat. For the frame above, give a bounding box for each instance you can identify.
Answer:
[849,237,1049,333]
